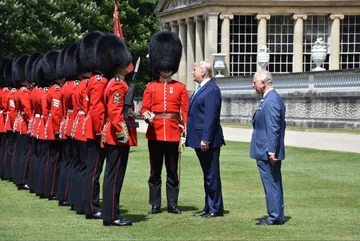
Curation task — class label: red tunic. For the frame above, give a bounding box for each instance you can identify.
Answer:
[84,74,106,140]
[5,88,18,132]
[59,80,79,139]
[140,79,189,142]
[102,77,136,146]
[45,84,63,140]
[37,87,49,140]
[71,78,88,141]
[32,87,43,139]
[0,87,10,133]
[13,86,32,135]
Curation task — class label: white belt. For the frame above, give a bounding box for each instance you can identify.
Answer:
[0,110,3,114]
[48,113,52,117]
[67,109,74,113]
[35,114,40,118]
[18,111,25,115]
[78,110,85,114]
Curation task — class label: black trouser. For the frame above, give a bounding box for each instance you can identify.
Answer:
[4,131,16,180]
[15,134,31,186]
[148,140,180,208]
[84,138,105,215]
[56,138,73,202]
[44,140,62,197]
[28,137,38,190]
[72,140,87,213]
[11,132,21,182]
[102,144,129,222]
[0,133,7,179]
[36,140,50,196]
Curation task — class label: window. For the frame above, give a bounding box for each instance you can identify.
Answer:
[340,16,360,69]
[230,16,257,76]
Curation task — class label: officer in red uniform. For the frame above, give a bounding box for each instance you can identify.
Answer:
[0,57,11,180]
[80,31,107,219]
[43,50,63,199]
[3,59,18,181]
[12,54,33,190]
[96,33,135,226]
[26,53,43,193]
[141,31,189,215]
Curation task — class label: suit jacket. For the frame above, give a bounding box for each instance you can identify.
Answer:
[186,79,225,148]
[250,89,286,161]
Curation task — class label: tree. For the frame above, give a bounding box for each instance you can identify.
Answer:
[0,0,160,96]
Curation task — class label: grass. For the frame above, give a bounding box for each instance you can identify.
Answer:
[221,122,360,134]
[0,133,359,240]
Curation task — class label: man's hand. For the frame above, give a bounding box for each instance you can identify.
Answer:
[269,154,278,165]
[200,140,209,152]
[142,111,155,125]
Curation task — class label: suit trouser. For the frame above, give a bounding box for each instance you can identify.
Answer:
[36,140,50,196]
[4,131,16,180]
[15,134,31,186]
[28,137,38,190]
[102,144,129,222]
[84,138,105,215]
[257,159,284,223]
[72,140,87,213]
[56,138,73,202]
[0,133,7,179]
[195,147,224,214]
[148,140,179,208]
[44,140,62,197]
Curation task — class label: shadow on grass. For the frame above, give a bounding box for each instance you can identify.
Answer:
[122,213,150,223]
[255,215,292,224]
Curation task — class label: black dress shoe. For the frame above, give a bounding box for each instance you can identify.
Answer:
[85,212,102,220]
[256,219,284,225]
[193,211,208,217]
[39,194,48,199]
[58,201,71,207]
[148,206,161,214]
[48,196,58,200]
[17,184,30,190]
[167,206,182,214]
[29,189,35,194]
[103,219,132,226]
[203,212,223,218]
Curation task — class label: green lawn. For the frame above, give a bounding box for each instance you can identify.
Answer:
[0,133,359,240]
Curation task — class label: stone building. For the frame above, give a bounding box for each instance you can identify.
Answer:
[155,0,360,90]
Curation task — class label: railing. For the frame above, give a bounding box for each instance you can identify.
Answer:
[216,69,360,93]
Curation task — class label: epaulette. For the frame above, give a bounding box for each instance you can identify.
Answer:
[147,81,156,85]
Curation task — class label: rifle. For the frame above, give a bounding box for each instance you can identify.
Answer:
[124,57,141,128]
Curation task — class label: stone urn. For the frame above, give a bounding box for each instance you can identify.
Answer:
[311,37,327,71]
[212,53,227,77]
[257,46,270,70]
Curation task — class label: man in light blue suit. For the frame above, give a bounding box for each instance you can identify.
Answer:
[186,61,225,218]
[250,70,286,225]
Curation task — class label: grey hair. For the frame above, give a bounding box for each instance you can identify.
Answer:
[255,70,272,85]
[195,61,213,78]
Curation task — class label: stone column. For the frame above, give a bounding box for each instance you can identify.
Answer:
[171,21,179,81]
[292,14,307,72]
[220,13,234,77]
[161,22,170,31]
[256,14,270,72]
[186,17,195,91]
[204,12,219,64]
[330,14,344,70]
[195,16,204,62]
[178,19,187,84]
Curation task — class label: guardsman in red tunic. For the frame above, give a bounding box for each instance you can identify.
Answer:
[3,59,18,181]
[141,31,188,215]
[0,57,11,180]
[57,43,80,209]
[96,34,135,226]
[79,31,107,219]
[42,50,63,199]
[26,53,43,193]
[12,54,33,189]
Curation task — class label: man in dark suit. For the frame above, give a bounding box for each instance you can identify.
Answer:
[186,61,225,218]
[250,70,286,225]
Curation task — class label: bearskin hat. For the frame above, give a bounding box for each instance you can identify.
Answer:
[56,43,70,80]
[12,54,30,88]
[26,52,43,84]
[4,58,15,88]
[31,55,43,86]
[95,33,133,79]
[79,30,104,73]
[35,56,46,87]
[42,50,60,85]
[0,57,10,86]
[62,42,79,80]
[148,31,182,75]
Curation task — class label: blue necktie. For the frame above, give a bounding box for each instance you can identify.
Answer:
[193,85,201,97]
